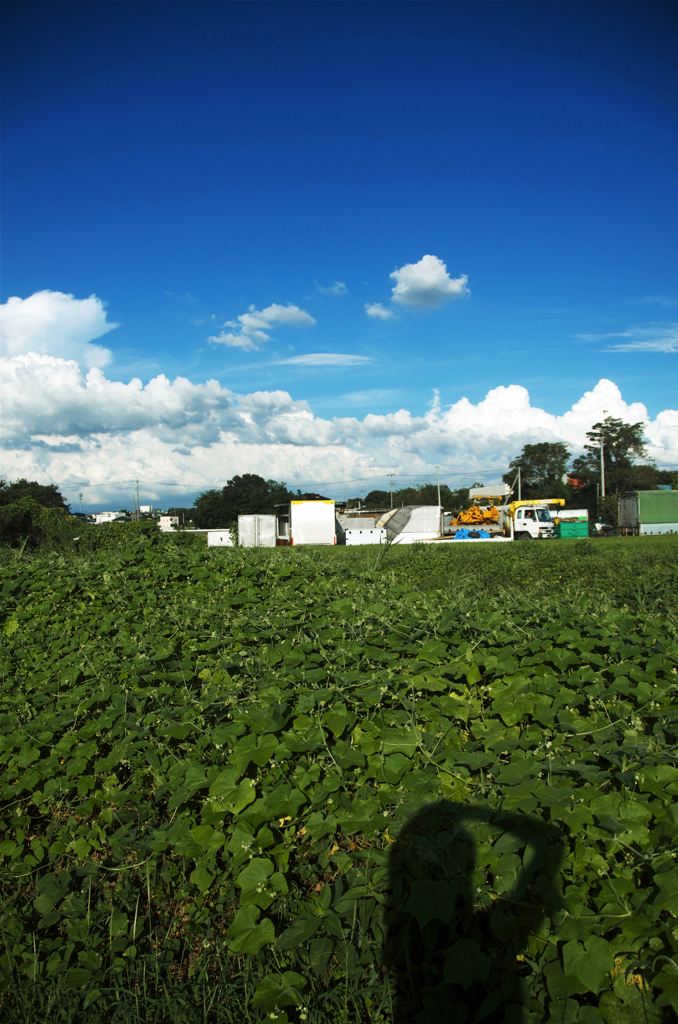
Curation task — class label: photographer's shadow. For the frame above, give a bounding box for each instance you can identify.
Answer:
[385,800,565,1024]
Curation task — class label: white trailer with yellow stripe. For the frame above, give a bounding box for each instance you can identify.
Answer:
[278,500,336,546]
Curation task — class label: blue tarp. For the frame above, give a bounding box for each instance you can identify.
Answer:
[453,528,491,539]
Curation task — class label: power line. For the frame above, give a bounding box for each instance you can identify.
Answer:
[65,469,505,490]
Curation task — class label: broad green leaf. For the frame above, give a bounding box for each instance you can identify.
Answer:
[276,915,321,949]
[64,968,92,988]
[252,971,306,1012]
[190,825,225,853]
[653,866,678,911]
[382,726,419,757]
[443,938,490,988]
[190,861,216,893]
[654,962,678,1012]
[563,936,613,993]
[405,879,462,929]
[227,905,275,955]
[230,733,279,772]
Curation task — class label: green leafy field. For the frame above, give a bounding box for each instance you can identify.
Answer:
[1,536,677,1024]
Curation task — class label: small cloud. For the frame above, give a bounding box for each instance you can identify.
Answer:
[208,302,315,351]
[340,389,393,403]
[638,295,678,308]
[575,323,678,353]
[315,281,347,295]
[191,318,205,325]
[390,254,469,309]
[276,353,373,366]
[365,302,398,320]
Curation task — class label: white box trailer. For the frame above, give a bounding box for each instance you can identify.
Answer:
[345,527,387,545]
[288,500,336,546]
[207,530,234,547]
[238,514,277,547]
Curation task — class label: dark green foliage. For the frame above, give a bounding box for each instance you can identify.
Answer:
[362,484,466,510]
[0,537,677,1023]
[364,490,391,505]
[571,418,658,523]
[503,442,571,500]
[0,478,69,511]
[165,507,195,523]
[193,476,292,529]
[0,498,81,549]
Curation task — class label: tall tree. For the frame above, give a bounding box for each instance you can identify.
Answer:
[569,416,655,524]
[0,478,69,511]
[192,489,225,529]
[571,417,653,492]
[192,475,292,528]
[502,442,571,499]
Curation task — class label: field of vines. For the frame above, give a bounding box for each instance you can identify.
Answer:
[1,532,677,1024]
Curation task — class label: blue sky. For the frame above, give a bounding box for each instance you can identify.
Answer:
[1,1,677,508]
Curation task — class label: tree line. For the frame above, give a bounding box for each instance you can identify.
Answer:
[2,416,675,542]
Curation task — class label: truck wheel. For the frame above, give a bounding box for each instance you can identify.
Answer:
[517,532,531,540]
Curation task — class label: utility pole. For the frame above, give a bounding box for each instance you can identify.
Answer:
[518,466,521,501]
[600,441,605,497]
[79,492,83,513]
[435,465,441,507]
[386,472,395,508]
[136,478,140,519]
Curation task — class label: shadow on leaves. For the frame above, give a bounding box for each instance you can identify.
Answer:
[386,801,566,1024]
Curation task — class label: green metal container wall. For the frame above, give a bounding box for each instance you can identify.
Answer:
[637,490,678,525]
[556,522,589,538]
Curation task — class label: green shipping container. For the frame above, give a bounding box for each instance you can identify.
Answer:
[638,490,678,524]
[555,521,589,539]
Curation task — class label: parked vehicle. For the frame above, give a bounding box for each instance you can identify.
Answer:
[618,490,678,536]
[449,497,564,540]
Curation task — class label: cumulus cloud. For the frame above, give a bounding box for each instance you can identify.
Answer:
[208,303,315,351]
[390,254,469,309]
[315,281,347,295]
[365,302,398,320]
[275,353,373,366]
[575,323,678,353]
[0,290,118,368]
[2,355,676,508]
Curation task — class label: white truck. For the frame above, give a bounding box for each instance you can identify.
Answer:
[449,496,562,540]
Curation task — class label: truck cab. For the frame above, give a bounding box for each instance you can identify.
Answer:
[512,505,556,540]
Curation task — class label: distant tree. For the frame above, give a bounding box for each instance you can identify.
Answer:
[0,478,69,511]
[221,475,292,521]
[192,489,226,529]
[656,469,678,490]
[502,442,571,499]
[364,490,391,506]
[569,417,654,524]
[166,507,194,522]
[0,497,79,548]
[192,475,292,528]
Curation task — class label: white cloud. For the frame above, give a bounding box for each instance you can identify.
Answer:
[2,356,676,509]
[575,323,678,353]
[638,295,678,307]
[365,302,398,320]
[276,353,373,366]
[390,255,469,309]
[315,281,347,295]
[0,290,118,368]
[208,303,315,351]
